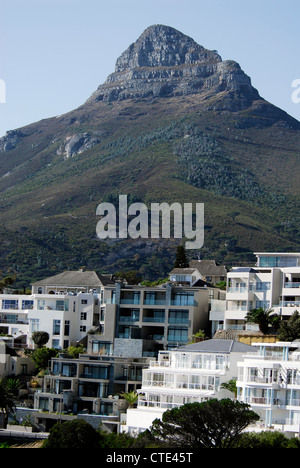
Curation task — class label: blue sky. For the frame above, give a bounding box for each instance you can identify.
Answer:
[0,0,299,137]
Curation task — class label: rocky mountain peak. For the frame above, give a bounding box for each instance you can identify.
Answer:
[115,24,222,71]
[87,24,259,107]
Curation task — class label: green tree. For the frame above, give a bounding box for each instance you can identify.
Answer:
[32,331,49,348]
[0,379,16,426]
[237,430,300,448]
[278,311,300,341]
[174,245,189,268]
[245,307,280,334]
[42,419,101,448]
[115,270,142,285]
[65,345,85,358]
[31,347,58,372]
[149,399,259,448]
[0,276,15,293]
[2,377,22,398]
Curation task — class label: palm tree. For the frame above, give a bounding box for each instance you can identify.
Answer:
[120,390,138,408]
[245,307,280,334]
[0,379,16,426]
[221,378,237,398]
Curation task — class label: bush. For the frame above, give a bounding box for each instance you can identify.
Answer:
[42,419,101,448]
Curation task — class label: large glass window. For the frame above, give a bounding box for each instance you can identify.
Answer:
[91,341,112,355]
[2,299,18,310]
[22,300,34,309]
[53,320,61,335]
[171,292,194,306]
[259,256,298,267]
[255,300,270,309]
[30,319,39,333]
[167,327,188,343]
[82,365,108,379]
[169,309,189,324]
[56,300,69,311]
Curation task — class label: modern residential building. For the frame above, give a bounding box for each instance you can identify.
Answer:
[237,340,300,437]
[96,280,212,357]
[33,348,152,432]
[123,339,253,435]
[0,290,101,350]
[210,252,300,333]
[0,270,113,351]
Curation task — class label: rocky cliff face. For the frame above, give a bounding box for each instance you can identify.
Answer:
[87,24,260,108]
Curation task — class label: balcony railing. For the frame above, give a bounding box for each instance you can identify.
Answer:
[227,287,248,293]
[279,301,300,308]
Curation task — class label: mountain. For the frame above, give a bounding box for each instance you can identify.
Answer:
[0,25,299,287]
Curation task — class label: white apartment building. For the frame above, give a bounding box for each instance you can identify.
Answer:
[237,341,300,437]
[0,291,99,350]
[211,252,300,332]
[123,339,253,435]
[0,270,107,350]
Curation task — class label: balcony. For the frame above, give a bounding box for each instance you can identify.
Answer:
[284,282,300,289]
[143,299,166,306]
[143,313,165,323]
[279,301,300,308]
[120,298,140,305]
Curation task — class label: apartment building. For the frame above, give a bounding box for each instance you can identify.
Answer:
[211,252,300,332]
[237,340,300,437]
[33,349,152,432]
[0,270,111,351]
[123,339,253,435]
[96,279,213,357]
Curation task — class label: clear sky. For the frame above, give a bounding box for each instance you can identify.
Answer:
[0,0,299,137]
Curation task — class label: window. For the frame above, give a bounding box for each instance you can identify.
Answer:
[172,292,194,306]
[30,319,39,333]
[80,326,86,332]
[64,320,70,336]
[22,300,33,310]
[37,300,45,310]
[92,341,112,355]
[80,312,87,321]
[256,282,271,291]
[83,365,108,379]
[53,320,61,335]
[255,300,270,309]
[167,327,188,343]
[259,256,298,267]
[56,300,68,311]
[52,339,60,349]
[169,309,189,324]
[81,299,88,305]
[2,299,18,310]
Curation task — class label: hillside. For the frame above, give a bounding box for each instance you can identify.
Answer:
[0,25,299,287]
